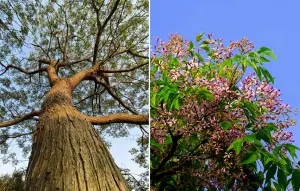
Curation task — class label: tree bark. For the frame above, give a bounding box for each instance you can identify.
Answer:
[25,79,129,191]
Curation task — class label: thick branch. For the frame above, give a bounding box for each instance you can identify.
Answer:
[151,135,182,179]
[86,113,148,125]
[69,60,147,90]
[0,110,40,128]
[47,60,59,85]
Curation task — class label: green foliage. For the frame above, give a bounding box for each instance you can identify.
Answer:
[0,170,25,191]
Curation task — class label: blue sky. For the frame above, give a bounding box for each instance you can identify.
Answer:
[151,0,300,151]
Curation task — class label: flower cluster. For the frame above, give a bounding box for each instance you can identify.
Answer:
[151,34,297,190]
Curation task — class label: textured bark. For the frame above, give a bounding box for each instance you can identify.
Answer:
[25,79,129,191]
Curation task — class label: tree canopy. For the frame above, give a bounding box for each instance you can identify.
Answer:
[0,0,149,189]
[150,33,300,191]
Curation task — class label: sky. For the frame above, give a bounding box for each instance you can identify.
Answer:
[151,0,300,154]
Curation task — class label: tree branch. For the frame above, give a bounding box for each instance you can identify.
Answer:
[92,0,120,65]
[0,110,40,128]
[31,43,51,59]
[85,113,148,125]
[57,55,92,68]
[99,61,148,73]
[127,50,148,59]
[0,131,34,145]
[93,77,137,114]
[0,61,47,76]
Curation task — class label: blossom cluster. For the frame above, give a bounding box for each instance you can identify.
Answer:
[151,34,296,189]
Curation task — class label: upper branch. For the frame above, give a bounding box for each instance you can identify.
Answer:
[0,110,40,128]
[85,113,148,125]
[99,61,148,73]
[57,55,92,68]
[69,60,147,89]
[92,0,121,65]
[127,50,148,59]
[93,77,138,114]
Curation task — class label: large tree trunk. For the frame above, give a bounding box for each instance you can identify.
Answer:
[25,79,129,191]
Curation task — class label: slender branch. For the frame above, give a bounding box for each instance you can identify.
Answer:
[92,0,120,65]
[0,110,40,128]
[0,131,34,145]
[31,43,51,59]
[99,61,148,73]
[85,113,148,125]
[127,50,148,59]
[93,77,137,114]
[75,88,105,105]
[0,61,47,76]
[57,55,92,68]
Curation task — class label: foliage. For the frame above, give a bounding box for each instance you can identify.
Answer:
[0,0,148,189]
[0,170,25,191]
[150,33,299,190]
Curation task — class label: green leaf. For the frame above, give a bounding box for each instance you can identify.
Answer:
[253,140,263,148]
[273,145,282,155]
[196,53,204,62]
[221,58,233,69]
[292,169,300,191]
[265,51,277,60]
[150,139,164,153]
[164,135,172,145]
[243,135,257,143]
[277,168,287,190]
[200,44,210,52]
[227,138,243,155]
[265,164,277,185]
[241,153,257,164]
[259,56,270,63]
[220,121,232,131]
[259,66,275,84]
[195,87,214,102]
[242,57,247,71]
[257,47,272,54]
[196,32,204,42]
[283,144,300,159]
[257,130,271,143]
[273,182,281,191]
[150,93,156,107]
[189,41,194,50]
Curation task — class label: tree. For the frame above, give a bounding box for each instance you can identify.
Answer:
[0,170,25,191]
[150,33,300,190]
[0,0,149,190]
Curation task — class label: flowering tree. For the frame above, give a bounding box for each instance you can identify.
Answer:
[150,33,300,191]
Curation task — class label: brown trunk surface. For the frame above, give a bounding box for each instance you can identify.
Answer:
[25,79,129,191]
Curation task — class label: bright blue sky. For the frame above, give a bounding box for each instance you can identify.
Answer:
[151,0,300,151]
